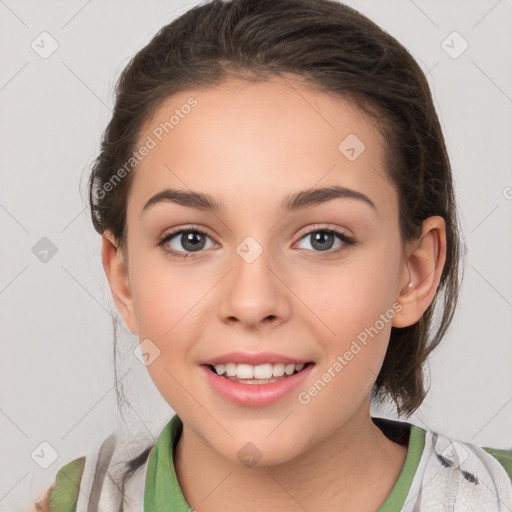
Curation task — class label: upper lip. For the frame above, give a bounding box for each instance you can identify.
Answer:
[202,351,313,366]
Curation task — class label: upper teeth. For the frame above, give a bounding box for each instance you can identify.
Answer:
[214,363,305,379]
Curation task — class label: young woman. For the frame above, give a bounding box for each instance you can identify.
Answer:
[33,0,512,510]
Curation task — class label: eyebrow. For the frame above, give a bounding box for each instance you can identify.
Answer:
[141,185,377,215]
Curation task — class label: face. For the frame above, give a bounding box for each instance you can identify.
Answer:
[110,76,413,466]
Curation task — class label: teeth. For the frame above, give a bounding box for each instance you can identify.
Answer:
[214,362,306,379]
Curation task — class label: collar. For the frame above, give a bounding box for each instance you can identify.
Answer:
[144,413,425,511]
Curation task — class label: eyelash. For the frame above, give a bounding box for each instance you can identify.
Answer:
[157,224,356,259]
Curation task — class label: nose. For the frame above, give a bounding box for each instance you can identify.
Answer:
[216,240,291,329]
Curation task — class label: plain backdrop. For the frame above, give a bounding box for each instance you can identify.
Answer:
[1,0,511,510]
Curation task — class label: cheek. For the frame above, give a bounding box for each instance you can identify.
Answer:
[300,292,395,417]
[313,251,399,334]
[129,252,195,336]
[303,243,400,382]
[129,256,207,362]
[129,267,201,410]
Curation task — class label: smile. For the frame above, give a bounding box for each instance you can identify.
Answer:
[201,362,315,407]
[210,362,310,381]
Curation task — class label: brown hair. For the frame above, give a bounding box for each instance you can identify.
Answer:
[70,0,463,504]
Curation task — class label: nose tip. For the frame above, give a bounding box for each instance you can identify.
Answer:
[218,254,290,328]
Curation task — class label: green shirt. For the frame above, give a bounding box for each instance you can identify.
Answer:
[47,414,512,511]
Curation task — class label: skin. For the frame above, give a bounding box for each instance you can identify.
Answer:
[101,76,446,511]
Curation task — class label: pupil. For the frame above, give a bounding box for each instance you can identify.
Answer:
[183,232,205,251]
[312,232,333,251]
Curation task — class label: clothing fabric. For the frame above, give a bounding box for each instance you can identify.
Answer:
[46,413,512,511]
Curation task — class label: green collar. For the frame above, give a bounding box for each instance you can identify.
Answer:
[144,413,425,511]
[377,422,425,511]
[144,413,189,511]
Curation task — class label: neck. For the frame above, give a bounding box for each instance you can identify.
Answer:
[174,402,407,512]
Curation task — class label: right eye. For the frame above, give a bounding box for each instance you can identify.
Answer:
[158,226,217,258]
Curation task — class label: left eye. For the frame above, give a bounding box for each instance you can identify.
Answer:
[296,228,355,253]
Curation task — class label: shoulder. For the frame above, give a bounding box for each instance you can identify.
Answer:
[32,430,156,512]
[413,425,512,509]
[430,431,512,484]
[32,431,117,512]
[421,425,512,483]
[33,457,85,512]
[482,446,512,481]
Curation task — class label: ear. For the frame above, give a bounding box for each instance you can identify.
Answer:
[101,230,138,335]
[392,216,447,328]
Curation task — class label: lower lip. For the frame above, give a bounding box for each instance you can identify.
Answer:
[200,364,314,407]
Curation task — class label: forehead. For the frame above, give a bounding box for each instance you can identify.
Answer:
[128,77,396,221]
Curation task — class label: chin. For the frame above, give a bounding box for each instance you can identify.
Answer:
[214,434,305,469]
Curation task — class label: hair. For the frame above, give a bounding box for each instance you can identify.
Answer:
[36,0,466,505]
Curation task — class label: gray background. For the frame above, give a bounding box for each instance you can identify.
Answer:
[1,0,511,510]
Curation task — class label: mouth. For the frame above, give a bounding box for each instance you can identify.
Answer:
[200,360,316,407]
[204,361,315,384]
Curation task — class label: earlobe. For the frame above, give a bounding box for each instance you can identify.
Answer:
[101,231,138,335]
[392,216,447,328]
